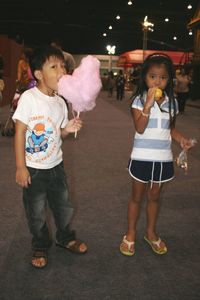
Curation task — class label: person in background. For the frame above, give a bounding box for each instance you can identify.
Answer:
[174,67,191,114]
[119,53,195,257]
[10,48,36,115]
[0,53,4,128]
[101,72,108,90]
[12,45,87,269]
[116,69,125,101]
[51,38,75,74]
[131,65,141,95]
[16,47,36,94]
[0,53,4,104]
[107,70,115,97]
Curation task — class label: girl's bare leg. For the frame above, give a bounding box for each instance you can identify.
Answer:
[145,183,166,250]
[145,183,162,239]
[121,179,146,254]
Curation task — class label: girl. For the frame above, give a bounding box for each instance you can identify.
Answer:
[120,53,194,256]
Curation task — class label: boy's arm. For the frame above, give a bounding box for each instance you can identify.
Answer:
[61,117,82,139]
[14,120,31,188]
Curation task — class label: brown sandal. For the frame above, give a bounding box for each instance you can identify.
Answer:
[56,239,87,254]
[31,250,48,269]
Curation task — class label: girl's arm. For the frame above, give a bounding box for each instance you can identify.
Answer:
[171,127,194,150]
[14,120,31,188]
[132,107,151,134]
[132,88,156,134]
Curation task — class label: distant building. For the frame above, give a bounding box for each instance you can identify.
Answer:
[73,54,122,77]
[118,49,193,69]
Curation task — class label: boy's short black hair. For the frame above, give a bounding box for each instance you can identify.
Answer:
[29,45,65,80]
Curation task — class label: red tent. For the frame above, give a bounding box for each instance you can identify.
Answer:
[118,49,193,68]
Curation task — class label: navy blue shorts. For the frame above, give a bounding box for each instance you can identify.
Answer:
[128,159,174,183]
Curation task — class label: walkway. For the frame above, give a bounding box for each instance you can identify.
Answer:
[0,91,200,300]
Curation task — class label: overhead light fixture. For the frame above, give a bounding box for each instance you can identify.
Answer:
[143,16,154,29]
[103,33,107,37]
[106,45,116,55]
[187,4,192,9]
[142,16,154,55]
[109,25,112,30]
[173,36,177,40]
[189,30,193,35]
[165,18,169,22]
[116,15,120,20]
[128,1,133,5]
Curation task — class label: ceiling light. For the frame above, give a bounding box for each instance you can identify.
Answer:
[128,1,133,5]
[103,33,107,37]
[165,18,169,22]
[109,26,112,30]
[189,30,193,36]
[116,15,120,20]
[106,45,116,55]
[173,36,177,40]
[143,16,154,29]
[187,4,192,9]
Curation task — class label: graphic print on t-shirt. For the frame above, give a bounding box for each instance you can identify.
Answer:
[25,115,58,164]
[26,123,53,154]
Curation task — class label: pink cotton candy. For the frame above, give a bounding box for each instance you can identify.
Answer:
[58,55,102,113]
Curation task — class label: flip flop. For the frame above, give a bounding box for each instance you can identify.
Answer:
[31,250,48,269]
[56,239,87,255]
[120,235,135,256]
[144,236,167,255]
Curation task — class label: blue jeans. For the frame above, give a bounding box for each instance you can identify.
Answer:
[23,162,75,251]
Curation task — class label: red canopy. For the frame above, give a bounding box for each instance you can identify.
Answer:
[118,49,193,67]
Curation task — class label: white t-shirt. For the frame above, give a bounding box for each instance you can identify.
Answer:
[131,93,178,162]
[13,87,68,169]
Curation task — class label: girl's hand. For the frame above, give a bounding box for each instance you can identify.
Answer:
[16,167,31,188]
[145,87,157,108]
[65,117,83,134]
[180,138,197,151]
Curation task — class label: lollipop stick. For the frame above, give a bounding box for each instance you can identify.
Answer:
[74,111,80,138]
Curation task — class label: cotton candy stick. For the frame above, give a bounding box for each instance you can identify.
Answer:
[74,111,80,138]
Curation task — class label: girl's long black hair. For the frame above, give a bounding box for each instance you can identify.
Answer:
[132,53,177,127]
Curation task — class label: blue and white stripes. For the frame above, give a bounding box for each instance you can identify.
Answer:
[131,93,178,162]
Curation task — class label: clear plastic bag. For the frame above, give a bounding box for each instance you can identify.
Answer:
[176,150,188,171]
[176,138,197,173]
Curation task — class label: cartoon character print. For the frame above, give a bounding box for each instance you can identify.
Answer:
[26,123,53,154]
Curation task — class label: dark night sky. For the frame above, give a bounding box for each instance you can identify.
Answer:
[0,0,199,55]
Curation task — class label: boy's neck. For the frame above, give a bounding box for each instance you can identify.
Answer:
[37,84,55,97]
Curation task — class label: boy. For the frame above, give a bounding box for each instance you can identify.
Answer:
[13,45,87,269]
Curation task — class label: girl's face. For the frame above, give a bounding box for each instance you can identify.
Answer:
[36,56,66,96]
[145,64,169,90]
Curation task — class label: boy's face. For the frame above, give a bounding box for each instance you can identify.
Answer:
[35,56,65,96]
